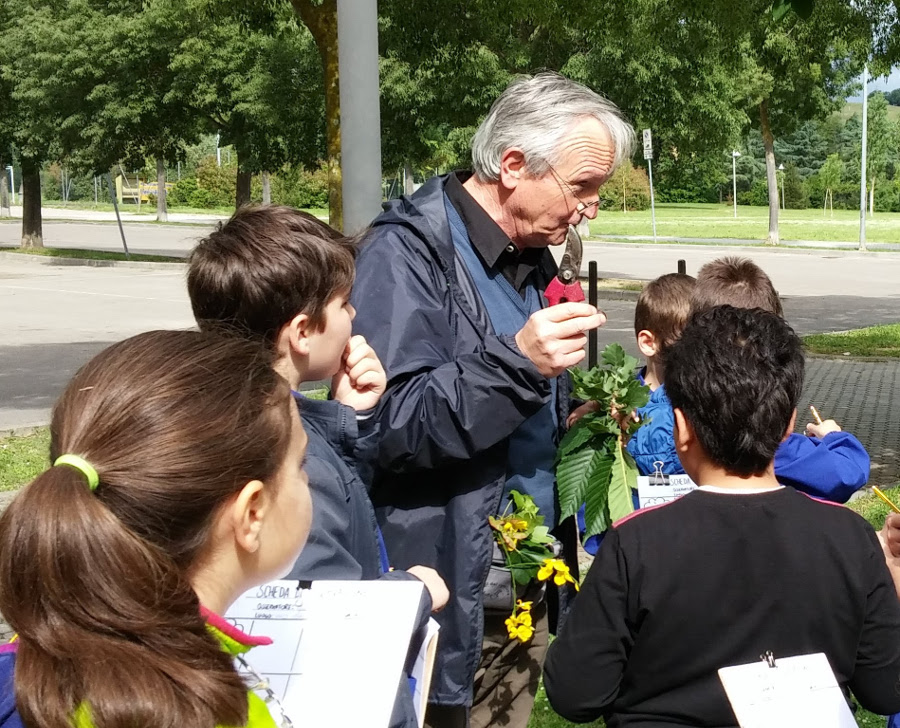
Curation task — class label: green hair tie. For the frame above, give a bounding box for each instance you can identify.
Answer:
[54,454,100,491]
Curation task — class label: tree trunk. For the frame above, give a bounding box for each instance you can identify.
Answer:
[156,158,168,223]
[236,168,252,209]
[760,101,779,246]
[291,0,342,230]
[870,178,875,216]
[403,164,415,196]
[0,172,9,218]
[262,171,271,204]
[21,158,43,248]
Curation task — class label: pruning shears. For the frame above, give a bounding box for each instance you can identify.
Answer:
[544,225,585,306]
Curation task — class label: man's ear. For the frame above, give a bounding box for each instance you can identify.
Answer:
[782,409,797,443]
[277,312,313,358]
[637,330,659,359]
[498,148,527,191]
[673,408,694,454]
[227,480,269,555]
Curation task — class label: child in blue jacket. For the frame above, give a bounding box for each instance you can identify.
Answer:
[574,262,869,553]
[188,206,447,728]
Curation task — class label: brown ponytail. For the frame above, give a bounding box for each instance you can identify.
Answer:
[0,330,294,728]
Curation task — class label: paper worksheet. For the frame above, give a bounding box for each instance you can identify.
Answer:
[226,579,428,728]
[718,652,857,728]
[636,473,698,508]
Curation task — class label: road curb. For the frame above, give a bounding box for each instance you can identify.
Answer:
[0,250,187,270]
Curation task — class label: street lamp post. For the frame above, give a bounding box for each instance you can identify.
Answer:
[732,151,741,219]
[859,63,868,252]
[778,163,785,210]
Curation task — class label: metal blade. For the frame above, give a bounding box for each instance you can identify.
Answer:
[557,225,583,283]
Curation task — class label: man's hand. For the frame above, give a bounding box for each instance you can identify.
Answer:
[515,303,606,379]
[331,335,387,412]
[878,512,900,600]
[406,565,449,612]
[806,419,842,438]
[567,400,600,428]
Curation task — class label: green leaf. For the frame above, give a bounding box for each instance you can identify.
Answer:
[557,445,611,522]
[529,525,555,545]
[582,442,616,539]
[608,437,638,523]
[557,419,596,461]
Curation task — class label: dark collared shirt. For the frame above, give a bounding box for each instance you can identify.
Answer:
[444,171,544,297]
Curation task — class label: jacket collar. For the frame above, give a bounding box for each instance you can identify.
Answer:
[201,606,272,656]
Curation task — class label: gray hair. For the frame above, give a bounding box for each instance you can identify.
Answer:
[470,72,635,181]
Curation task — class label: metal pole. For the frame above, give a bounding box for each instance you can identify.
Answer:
[7,166,14,205]
[216,132,221,167]
[588,261,598,369]
[677,259,686,275]
[337,0,383,234]
[647,158,657,243]
[859,63,868,251]
[94,176,98,205]
[732,154,738,218]
[106,174,130,259]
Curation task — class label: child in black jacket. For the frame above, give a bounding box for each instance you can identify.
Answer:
[544,306,900,727]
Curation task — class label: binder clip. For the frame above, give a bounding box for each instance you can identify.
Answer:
[650,461,667,487]
[760,650,777,668]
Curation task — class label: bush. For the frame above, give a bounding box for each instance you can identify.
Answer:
[783,165,807,209]
[195,155,236,207]
[270,165,329,209]
[168,177,199,206]
[737,179,769,207]
[188,187,215,209]
[873,179,900,213]
[597,163,650,211]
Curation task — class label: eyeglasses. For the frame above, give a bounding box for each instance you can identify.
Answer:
[546,163,601,216]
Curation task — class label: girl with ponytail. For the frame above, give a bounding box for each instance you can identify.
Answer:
[0,330,311,728]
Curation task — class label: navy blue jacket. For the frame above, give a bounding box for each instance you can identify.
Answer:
[0,646,21,728]
[287,394,427,728]
[351,174,569,707]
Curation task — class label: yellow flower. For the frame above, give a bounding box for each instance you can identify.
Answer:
[513,623,534,642]
[538,558,580,591]
[518,611,533,628]
[505,616,519,639]
[516,599,532,612]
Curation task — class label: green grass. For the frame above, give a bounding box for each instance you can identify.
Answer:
[589,203,900,244]
[2,246,183,263]
[804,323,900,358]
[0,429,50,491]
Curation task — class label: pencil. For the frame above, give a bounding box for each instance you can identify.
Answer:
[809,405,823,425]
[872,486,900,514]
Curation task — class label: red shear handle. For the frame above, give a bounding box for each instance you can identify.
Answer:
[544,277,585,306]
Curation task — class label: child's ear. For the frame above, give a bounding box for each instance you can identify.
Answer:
[637,330,659,358]
[228,480,269,555]
[279,313,313,358]
[673,408,694,454]
[782,409,797,443]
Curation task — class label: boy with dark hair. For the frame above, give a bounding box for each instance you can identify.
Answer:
[544,306,900,726]
[691,256,869,502]
[188,206,447,728]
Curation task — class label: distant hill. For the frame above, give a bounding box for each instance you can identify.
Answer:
[837,102,900,122]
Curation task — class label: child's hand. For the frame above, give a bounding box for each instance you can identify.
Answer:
[406,565,449,612]
[878,512,900,599]
[567,401,600,428]
[806,419,841,438]
[331,335,387,412]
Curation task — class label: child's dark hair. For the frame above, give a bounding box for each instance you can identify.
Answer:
[0,330,294,728]
[665,306,804,476]
[188,205,357,347]
[691,256,783,317]
[633,273,696,355]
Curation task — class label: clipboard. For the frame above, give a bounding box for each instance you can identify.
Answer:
[226,579,430,728]
[718,651,857,728]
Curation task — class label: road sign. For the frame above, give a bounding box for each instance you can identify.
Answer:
[642,128,653,160]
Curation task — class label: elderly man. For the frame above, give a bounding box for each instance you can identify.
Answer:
[351,73,634,728]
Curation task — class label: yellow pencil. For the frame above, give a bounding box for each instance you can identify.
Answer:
[872,486,900,514]
[809,405,823,425]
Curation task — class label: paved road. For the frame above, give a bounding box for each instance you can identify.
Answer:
[2,229,900,430]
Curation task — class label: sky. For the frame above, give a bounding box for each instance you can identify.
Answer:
[847,66,900,101]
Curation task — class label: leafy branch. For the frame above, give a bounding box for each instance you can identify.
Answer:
[556,343,649,539]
